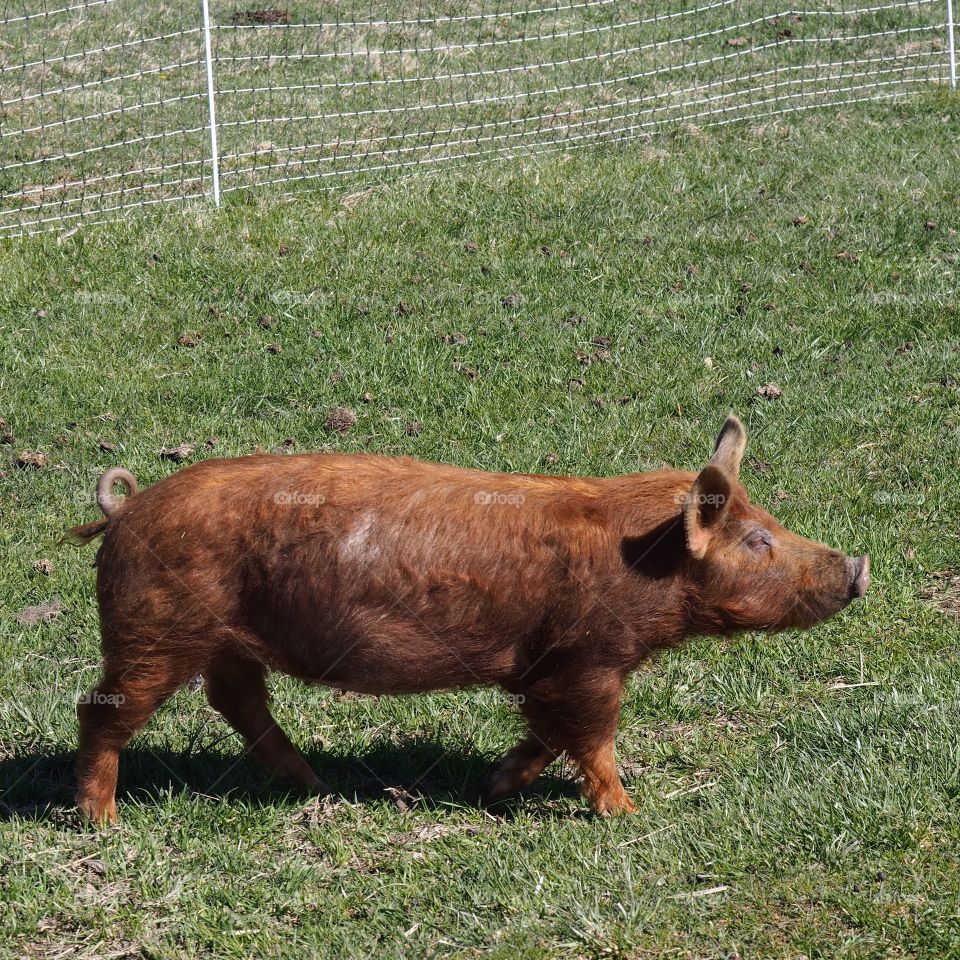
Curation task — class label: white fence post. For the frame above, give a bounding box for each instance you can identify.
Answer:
[201,0,222,206]
[949,0,958,88]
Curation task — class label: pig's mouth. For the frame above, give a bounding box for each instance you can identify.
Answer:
[786,553,871,629]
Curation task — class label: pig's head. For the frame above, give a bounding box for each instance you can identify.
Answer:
[682,414,869,633]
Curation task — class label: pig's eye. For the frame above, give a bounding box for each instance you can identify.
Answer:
[744,529,773,553]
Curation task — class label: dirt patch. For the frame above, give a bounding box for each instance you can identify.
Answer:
[15,450,48,469]
[15,598,63,626]
[454,362,479,380]
[160,443,196,463]
[325,407,357,433]
[922,571,960,618]
[757,382,782,400]
[231,8,290,25]
[835,250,860,264]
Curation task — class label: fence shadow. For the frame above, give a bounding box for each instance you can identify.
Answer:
[0,737,580,822]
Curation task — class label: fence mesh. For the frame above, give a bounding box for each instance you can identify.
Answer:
[0,0,953,236]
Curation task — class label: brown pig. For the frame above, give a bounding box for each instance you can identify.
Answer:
[66,414,869,823]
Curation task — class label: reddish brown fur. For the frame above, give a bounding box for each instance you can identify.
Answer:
[67,415,868,823]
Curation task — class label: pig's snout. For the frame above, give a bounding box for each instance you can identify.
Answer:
[847,554,871,600]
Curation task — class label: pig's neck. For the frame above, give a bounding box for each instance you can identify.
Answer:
[601,474,700,664]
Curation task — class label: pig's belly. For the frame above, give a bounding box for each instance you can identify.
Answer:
[255,595,522,695]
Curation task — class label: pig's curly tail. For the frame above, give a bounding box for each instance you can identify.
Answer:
[63,467,139,546]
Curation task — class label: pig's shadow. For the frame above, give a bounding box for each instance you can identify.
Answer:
[0,738,581,822]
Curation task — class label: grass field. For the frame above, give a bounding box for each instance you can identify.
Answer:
[2,94,960,957]
[1,0,949,233]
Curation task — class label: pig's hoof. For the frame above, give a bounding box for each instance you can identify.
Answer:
[76,795,117,826]
[486,756,531,803]
[306,776,332,796]
[276,755,329,794]
[591,793,636,817]
[281,767,330,796]
[486,771,518,804]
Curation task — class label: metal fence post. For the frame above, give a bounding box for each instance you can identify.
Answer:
[949,0,958,88]
[201,0,222,205]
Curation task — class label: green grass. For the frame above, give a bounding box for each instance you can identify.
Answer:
[1,94,960,958]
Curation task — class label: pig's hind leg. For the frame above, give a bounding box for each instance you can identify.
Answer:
[203,652,326,793]
[76,655,203,824]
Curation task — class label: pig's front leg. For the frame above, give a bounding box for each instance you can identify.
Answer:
[522,670,635,816]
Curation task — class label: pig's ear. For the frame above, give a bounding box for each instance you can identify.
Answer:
[708,413,746,480]
[684,465,733,559]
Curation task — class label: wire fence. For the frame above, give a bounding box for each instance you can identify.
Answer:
[1,0,956,236]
